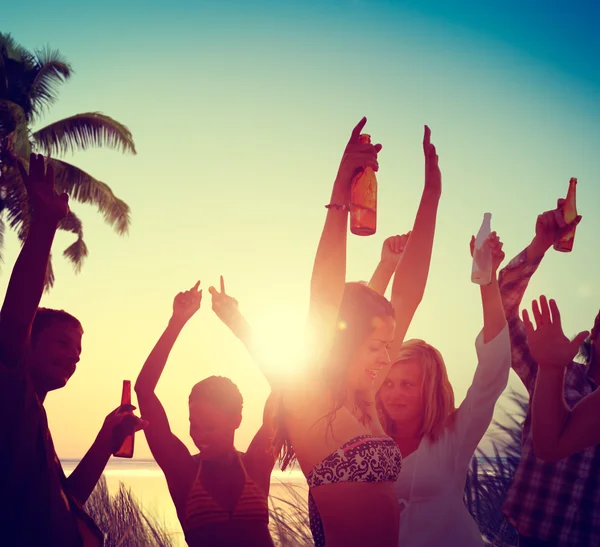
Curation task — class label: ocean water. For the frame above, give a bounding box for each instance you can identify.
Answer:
[62,459,309,546]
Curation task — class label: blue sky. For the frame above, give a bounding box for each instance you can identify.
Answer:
[2,0,599,457]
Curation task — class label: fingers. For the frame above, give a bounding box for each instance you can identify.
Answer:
[117,403,136,414]
[548,299,562,331]
[374,143,383,154]
[208,286,218,297]
[45,161,54,187]
[191,280,201,292]
[350,117,367,144]
[220,275,225,294]
[532,299,543,328]
[469,235,475,257]
[523,309,535,338]
[572,330,590,349]
[589,310,600,345]
[423,125,431,150]
[557,198,565,208]
[539,295,551,325]
[17,160,28,183]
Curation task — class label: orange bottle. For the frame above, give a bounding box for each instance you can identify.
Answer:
[554,178,578,252]
[350,134,377,236]
[113,380,134,458]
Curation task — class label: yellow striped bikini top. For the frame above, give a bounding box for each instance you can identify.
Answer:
[183,455,269,532]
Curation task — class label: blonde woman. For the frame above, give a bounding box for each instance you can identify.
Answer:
[375,233,511,547]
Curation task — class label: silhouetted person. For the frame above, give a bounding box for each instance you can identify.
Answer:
[0,155,144,546]
[135,282,276,547]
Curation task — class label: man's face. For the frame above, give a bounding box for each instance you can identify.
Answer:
[30,321,83,392]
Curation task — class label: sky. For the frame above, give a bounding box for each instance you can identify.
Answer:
[1,0,599,459]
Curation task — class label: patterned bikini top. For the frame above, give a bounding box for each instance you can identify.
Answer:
[306,434,402,487]
[183,457,269,533]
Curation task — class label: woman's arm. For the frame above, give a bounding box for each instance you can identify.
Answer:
[525,296,592,460]
[308,118,381,372]
[369,232,411,296]
[387,126,441,361]
[134,283,202,478]
[454,234,511,467]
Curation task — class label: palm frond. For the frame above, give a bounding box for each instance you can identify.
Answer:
[2,168,30,239]
[0,215,5,266]
[48,158,131,235]
[29,47,71,116]
[45,253,55,291]
[58,210,89,273]
[32,112,136,156]
[0,33,34,65]
[0,101,29,157]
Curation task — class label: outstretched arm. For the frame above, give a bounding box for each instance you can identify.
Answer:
[527,296,592,461]
[134,283,202,477]
[369,232,411,296]
[387,126,441,360]
[0,155,69,366]
[454,233,510,466]
[498,202,581,392]
[67,404,146,504]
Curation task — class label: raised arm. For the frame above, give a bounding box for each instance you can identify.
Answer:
[308,118,381,371]
[498,202,581,392]
[0,155,69,366]
[454,233,510,466]
[527,296,593,461]
[369,232,411,296]
[210,277,257,358]
[134,283,201,477]
[387,126,440,360]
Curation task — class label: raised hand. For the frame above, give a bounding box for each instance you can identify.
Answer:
[334,117,382,197]
[534,198,582,252]
[172,281,202,325]
[381,232,411,266]
[209,276,241,329]
[17,153,69,224]
[470,231,505,275]
[523,296,589,369]
[423,125,441,197]
[97,404,148,455]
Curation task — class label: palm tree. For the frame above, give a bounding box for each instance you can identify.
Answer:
[0,32,136,287]
[465,389,526,546]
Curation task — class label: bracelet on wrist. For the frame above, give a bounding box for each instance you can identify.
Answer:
[325,203,349,211]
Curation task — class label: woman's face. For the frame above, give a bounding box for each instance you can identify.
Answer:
[378,360,425,427]
[347,315,396,392]
[189,399,240,459]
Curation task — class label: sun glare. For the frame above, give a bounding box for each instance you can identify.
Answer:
[250,310,316,380]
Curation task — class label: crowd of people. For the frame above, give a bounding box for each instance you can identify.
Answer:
[0,118,597,547]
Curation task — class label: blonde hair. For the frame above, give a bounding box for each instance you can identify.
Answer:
[377,339,455,441]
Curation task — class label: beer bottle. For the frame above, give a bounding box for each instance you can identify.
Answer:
[350,134,377,236]
[114,380,134,458]
[554,178,578,252]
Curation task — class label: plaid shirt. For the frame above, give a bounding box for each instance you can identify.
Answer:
[499,248,600,546]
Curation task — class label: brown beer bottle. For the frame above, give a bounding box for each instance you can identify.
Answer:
[350,134,377,236]
[114,380,134,458]
[554,177,578,252]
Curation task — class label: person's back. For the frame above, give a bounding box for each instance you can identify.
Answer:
[135,283,276,547]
